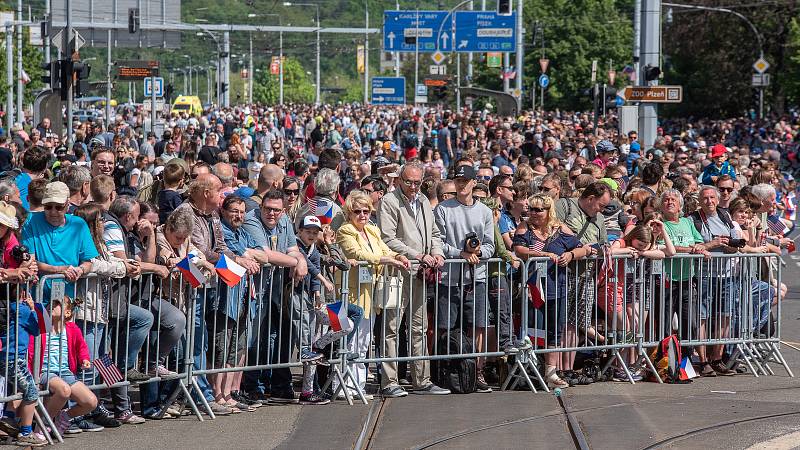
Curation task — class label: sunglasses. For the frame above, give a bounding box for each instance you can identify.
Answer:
[530,207,549,213]
[401,178,422,187]
[442,191,457,197]
[283,189,300,196]
[718,187,734,193]
[351,209,371,216]
[44,203,66,211]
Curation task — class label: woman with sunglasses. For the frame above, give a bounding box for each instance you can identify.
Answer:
[282,176,302,223]
[513,194,595,388]
[336,190,410,398]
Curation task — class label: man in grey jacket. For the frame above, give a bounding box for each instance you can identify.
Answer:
[433,165,495,393]
[378,162,450,397]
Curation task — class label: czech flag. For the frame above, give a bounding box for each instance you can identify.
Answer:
[216,254,247,288]
[177,254,206,288]
[326,301,353,333]
[679,356,698,380]
[33,303,52,335]
[310,197,334,225]
[527,327,547,347]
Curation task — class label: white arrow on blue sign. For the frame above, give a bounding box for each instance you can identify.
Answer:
[371,77,406,105]
[452,11,516,53]
[383,11,451,53]
[538,74,550,89]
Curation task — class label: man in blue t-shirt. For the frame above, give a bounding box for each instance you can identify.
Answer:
[21,181,98,304]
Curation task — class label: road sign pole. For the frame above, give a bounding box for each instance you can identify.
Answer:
[503,52,510,93]
[279,31,284,105]
[151,74,157,135]
[5,23,13,132]
[16,0,22,124]
[65,0,74,146]
[414,8,419,107]
[457,53,461,110]
[759,87,764,119]
[638,0,660,150]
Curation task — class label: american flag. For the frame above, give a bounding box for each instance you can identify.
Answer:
[94,355,123,387]
[767,215,790,236]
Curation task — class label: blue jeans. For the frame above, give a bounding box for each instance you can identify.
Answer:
[192,293,215,402]
[110,304,154,371]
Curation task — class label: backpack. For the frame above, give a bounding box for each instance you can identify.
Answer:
[648,334,688,383]
[431,329,477,394]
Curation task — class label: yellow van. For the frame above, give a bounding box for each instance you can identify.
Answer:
[171,96,203,116]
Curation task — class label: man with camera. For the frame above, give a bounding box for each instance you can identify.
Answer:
[689,185,739,376]
[433,165,495,393]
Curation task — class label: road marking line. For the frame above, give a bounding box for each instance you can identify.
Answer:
[746,430,800,450]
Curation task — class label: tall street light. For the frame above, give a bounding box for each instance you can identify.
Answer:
[283,2,320,104]
[182,55,192,95]
[248,13,284,105]
[195,29,222,105]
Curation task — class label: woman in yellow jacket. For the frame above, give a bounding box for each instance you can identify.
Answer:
[336,190,410,394]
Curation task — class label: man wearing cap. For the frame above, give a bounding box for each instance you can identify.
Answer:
[592,140,619,170]
[378,162,450,396]
[702,144,737,185]
[433,164,495,393]
[21,182,98,304]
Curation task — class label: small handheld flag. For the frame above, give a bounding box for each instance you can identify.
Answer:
[527,327,547,347]
[176,254,206,288]
[94,354,124,386]
[215,254,247,288]
[679,356,698,380]
[310,197,334,225]
[326,301,353,333]
[33,303,52,335]
[767,215,790,236]
[527,281,545,309]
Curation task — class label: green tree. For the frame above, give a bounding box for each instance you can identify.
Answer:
[253,57,314,104]
[0,31,45,105]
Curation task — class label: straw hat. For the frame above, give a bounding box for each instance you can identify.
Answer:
[0,201,19,229]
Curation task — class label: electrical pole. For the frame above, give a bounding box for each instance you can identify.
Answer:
[414,7,419,107]
[394,0,400,77]
[467,0,473,87]
[279,31,284,105]
[248,32,254,103]
[5,23,13,132]
[633,0,642,88]
[16,0,22,121]
[364,2,369,105]
[223,31,230,107]
[65,0,74,146]
[638,0,660,150]
[106,30,112,124]
[315,6,320,104]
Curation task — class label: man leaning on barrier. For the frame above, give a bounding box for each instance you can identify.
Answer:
[433,164,495,393]
[377,162,451,397]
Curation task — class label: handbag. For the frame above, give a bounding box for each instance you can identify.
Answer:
[373,267,404,313]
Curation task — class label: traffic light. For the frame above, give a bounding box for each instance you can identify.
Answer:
[165,84,175,102]
[40,60,60,89]
[220,82,228,94]
[604,86,619,111]
[58,59,71,101]
[128,8,139,34]
[72,60,91,97]
[644,64,661,82]
[497,0,512,15]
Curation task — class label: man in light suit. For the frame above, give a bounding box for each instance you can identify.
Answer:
[378,162,450,397]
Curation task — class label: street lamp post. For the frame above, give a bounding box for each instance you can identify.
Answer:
[195,27,222,105]
[182,55,192,95]
[248,13,283,105]
[283,2,320,104]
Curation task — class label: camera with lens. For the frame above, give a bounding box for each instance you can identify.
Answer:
[728,238,747,248]
[464,232,481,252]
[11,245,30,266]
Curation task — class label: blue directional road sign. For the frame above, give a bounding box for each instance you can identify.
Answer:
[453,11,516,53]
[383,11,452,53]
[371,77,406,105]
[538,74,550,89]
[144,77,164,97]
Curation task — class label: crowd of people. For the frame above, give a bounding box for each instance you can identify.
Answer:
[0,102,796,446]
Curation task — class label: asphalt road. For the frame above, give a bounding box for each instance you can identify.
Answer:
[61,249,800,450]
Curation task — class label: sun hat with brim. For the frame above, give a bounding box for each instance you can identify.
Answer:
[0,201,18,229]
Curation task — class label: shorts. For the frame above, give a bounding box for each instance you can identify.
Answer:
[40,372,79,387]
[210,312,248,368]
[0,357,39,402]
[436,282,488,330]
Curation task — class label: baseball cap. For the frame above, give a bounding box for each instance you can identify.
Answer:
[630,142,641,153]
[453,165,476,180]
[42,181,70,205]
[710,144,727,159]
[301,215,322,231]
[596,140,617,153]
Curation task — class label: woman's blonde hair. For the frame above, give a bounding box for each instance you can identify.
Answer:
[344,189,373,216]
[527,194,561,234]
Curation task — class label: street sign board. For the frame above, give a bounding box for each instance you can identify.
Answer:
[144,77,164,97]
[383,10,451,53]
[487,52,502,68]
[429,65,446,75]
[753,57,770,74]
[416,84,428,97]
[51,29,86,54]
[371,77,406,105]
[539,58,550,73]
[622,85,683,103]
[752,73,770,87]
[116,60,160,80]
[431,51,446,65]
[452,11,516,53]
[538,74,550,89]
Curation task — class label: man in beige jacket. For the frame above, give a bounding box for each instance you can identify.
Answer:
[377,162,450,397]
